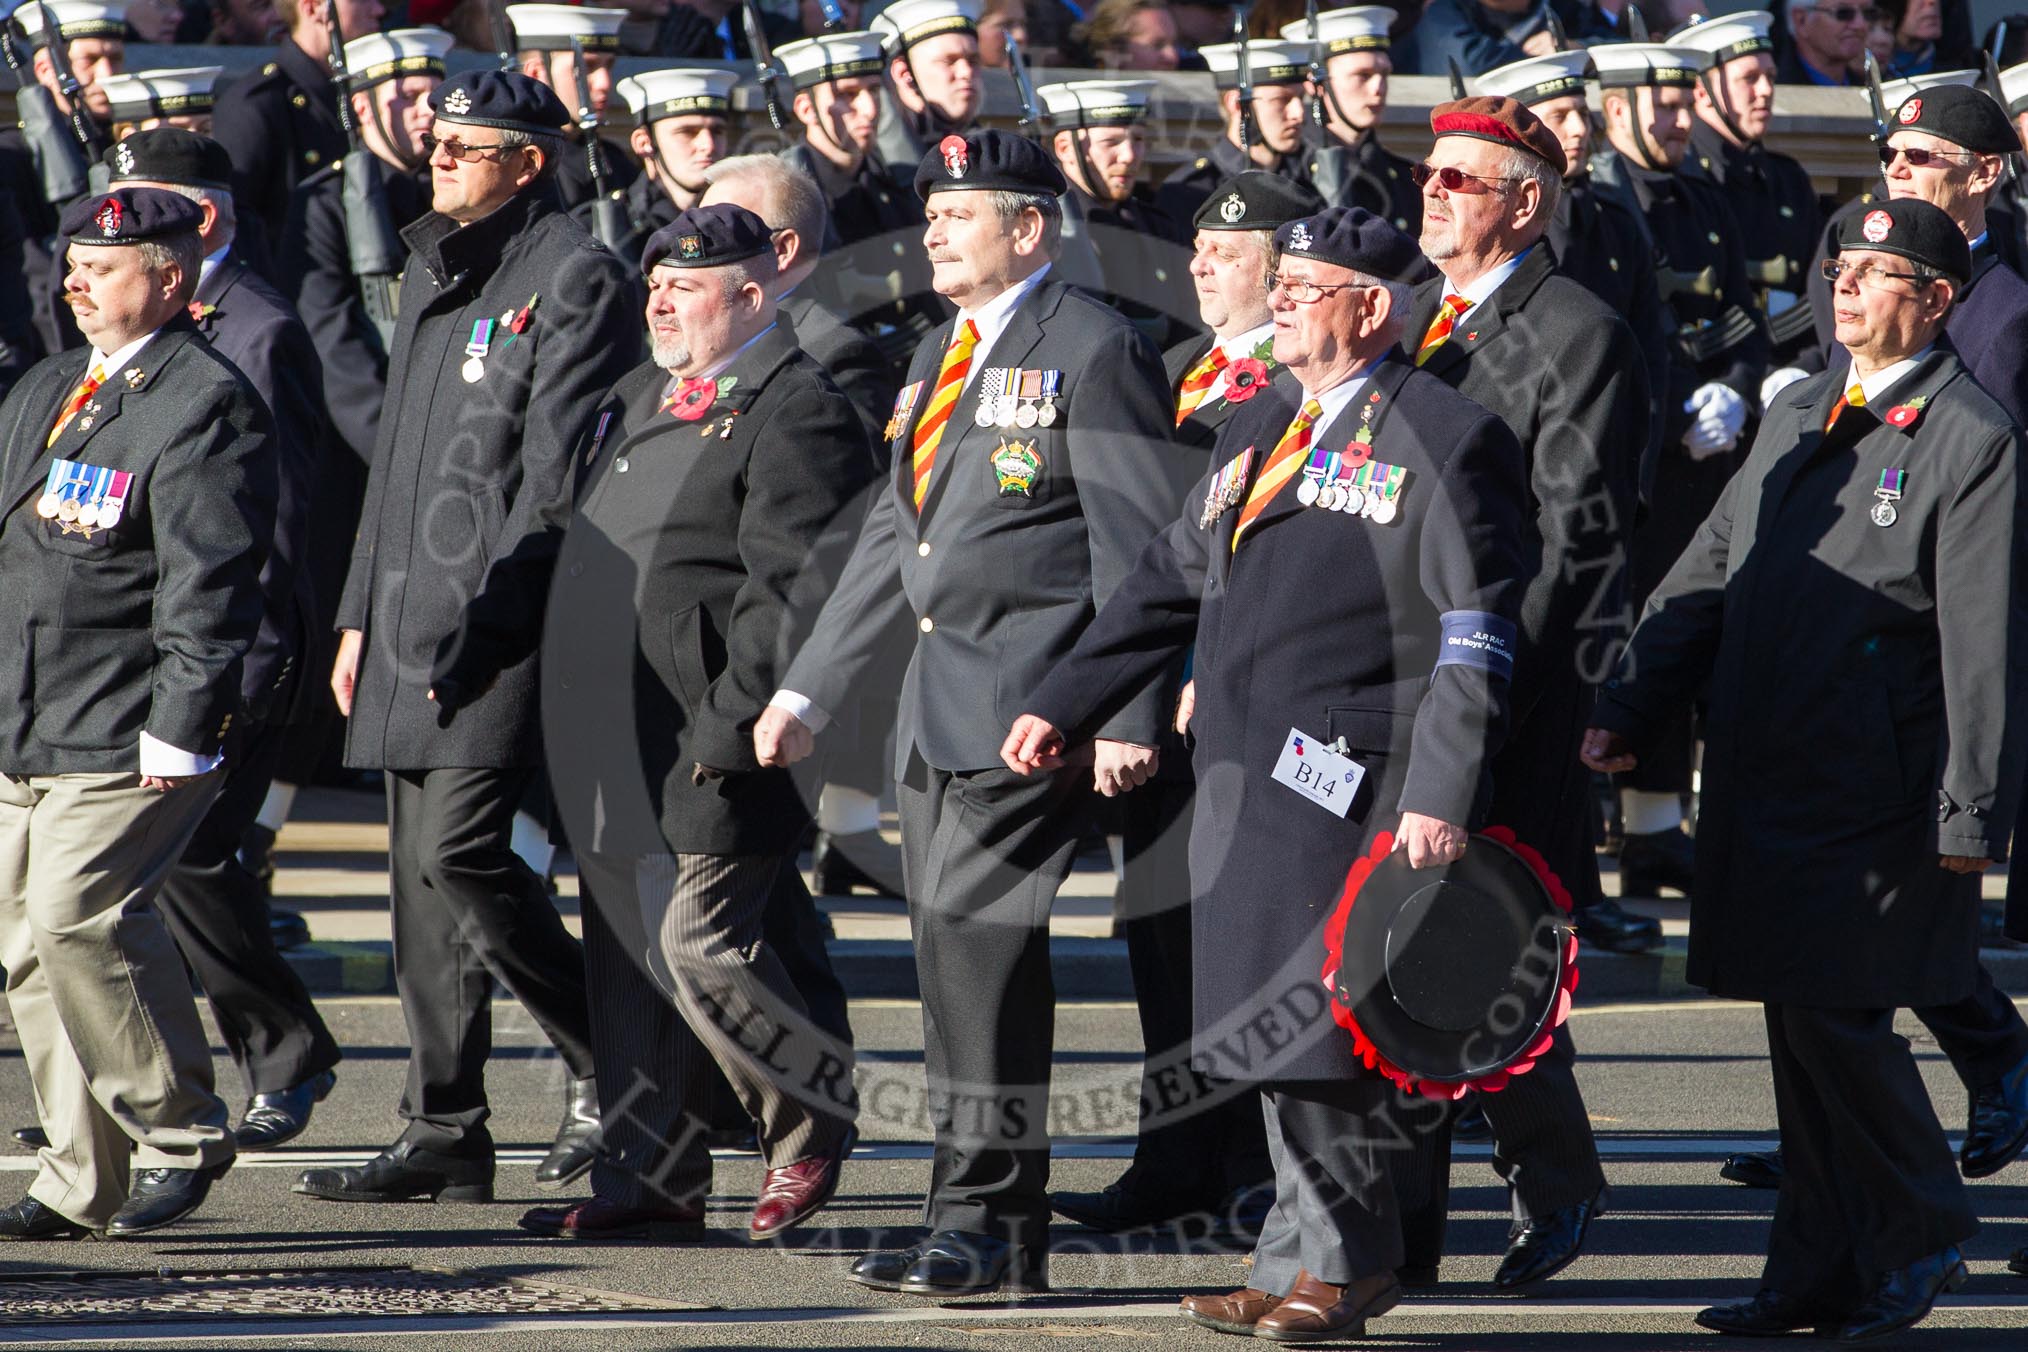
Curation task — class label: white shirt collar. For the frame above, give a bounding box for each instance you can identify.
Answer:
[1443,246,1534,318]
[197,242,232,289]
[1205,319,1277,401]
[954,262,1053,358]
[91,332,157,377]
[1299,355,1386,434]
[1846,345,1935,406]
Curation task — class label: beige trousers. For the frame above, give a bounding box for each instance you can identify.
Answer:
[0,771,235,1227]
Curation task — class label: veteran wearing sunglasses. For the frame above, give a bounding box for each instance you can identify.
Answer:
[1584,196,2026,1345]
[300,69,643,1207]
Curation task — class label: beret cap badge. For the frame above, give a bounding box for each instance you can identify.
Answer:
[678,234,704,259]
[1862,208,1893,244]
[1288,221,1312,250]
[940,134,969,178]
[444,87,472,115]
[95,198,121,236]
[1900,97,1922,124]
[1220,192,1246,223]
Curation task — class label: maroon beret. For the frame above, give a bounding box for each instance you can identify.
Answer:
[1429,95,1568,179]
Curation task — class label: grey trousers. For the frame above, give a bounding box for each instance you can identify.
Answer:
[1251,1081,1408,1295]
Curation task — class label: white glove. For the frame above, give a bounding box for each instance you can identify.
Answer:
[1682,382,1747,459]
[1760,366,1809,412]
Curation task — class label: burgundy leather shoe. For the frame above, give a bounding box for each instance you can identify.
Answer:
[518,1196,704,1241]
[748,1152,842,1241]
[1254,1269,1402,1343]
[1179,1286,1282,1335]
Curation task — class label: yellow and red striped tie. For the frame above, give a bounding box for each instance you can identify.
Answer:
[47,365,105,447]
[911,320,980,511]
[1231,399,1322,550]
[1174,345,1230,425]
[1825,382,1864,432]
[1414,294,1470,366]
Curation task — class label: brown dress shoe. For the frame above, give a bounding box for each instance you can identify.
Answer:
[518,1196,704,1241]
[748,1153,843,1241]
[1254,1269,1402,1343]
[1179,1286,1282,1335]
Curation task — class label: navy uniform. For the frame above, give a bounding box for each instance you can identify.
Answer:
[773,131,1185,1292]
[604,68,738,270]
[1395,97,1652,1289]
[870,0,982,185]
[1022,208,1526,1330]
[104,130,342,1136]
[210,36,346,247]
[0,189,273,1238]
[1588,43,1768,849]
[295,72,640,1203]
[1282,8,1422,235]
[1157,42,1317,226]
[507,5,642,221]
[776,30,918,255]
[1592,201,2019,1340]
[1677,14,1824,367]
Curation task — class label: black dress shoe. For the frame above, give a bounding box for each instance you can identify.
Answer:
[11,1127,47,1150]
[104,1160,233,1237]
[1695,1288,1845,1336]
[1493,1189,1604,1289]
[536,1077,599,1187]
[1720,1149,1785,1189]
[2010,1246,2027,1277]
[1830,1246,1968,1342]
[811,830,904,898]
[0,1195,91,1240]
[1617,827,1697,898]
[849,1244,924,1291]
[238,823,278,889]
[234,1070,336,1150]
[1051,1181,1217,1233]
[294,1138,494,1203]
[267,906,311,951]
[897,1229,1047,1295]
[1452,1097,1492,1142]
[1961,1054,2028,1179]
[1573,897,1665,954]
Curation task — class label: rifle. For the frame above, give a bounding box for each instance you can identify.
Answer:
[1983,25,2020,188]
[743,0,787,132]
[484,0,516,71]
[1,17,88,203]
[1446,55,1466,100]
[1232,2,1254,154]
[1303,0,1325,129]
[1004,30,1042,141]
[1625,4,1649,41]
[324,10,405,353]
[1863,50,1891,148]
[566,34,627,251]
[1545,9,1567,51]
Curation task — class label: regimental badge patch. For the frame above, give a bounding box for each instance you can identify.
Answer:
[993,438,1043,497]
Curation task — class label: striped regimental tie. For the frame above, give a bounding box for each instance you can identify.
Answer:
[1825,382,1865,432]
[1174,345,1230,425]
[47,365,105,446]
[911,320,981,511]
[1414,294,1470,366]
[1230,398,1323,550]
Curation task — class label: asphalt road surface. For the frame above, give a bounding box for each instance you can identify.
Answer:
[1,995,2024,1350]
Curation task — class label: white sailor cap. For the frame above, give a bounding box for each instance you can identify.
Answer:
[2000,60,2028,116]
[1671,10,1776,69]
[617,67,738,123]
[1279,6,1392,55]
[777,30,888,88]
[1038,78,1155,127]
[342,27,453,89]
[1201,40,1311,89]
[1877,68,1979,111]
[1473,49,1592,105]
[1588,41,1704,89]
[870,0,979,56]
[14,0,126,44]
[99,66,221,120]
[505,3,628,52]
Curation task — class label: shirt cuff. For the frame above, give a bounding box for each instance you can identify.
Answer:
[138,731,224,778]
[768,690,831,734]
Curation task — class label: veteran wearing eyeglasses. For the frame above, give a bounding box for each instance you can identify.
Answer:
[301,69,643,1207]
[1584,196,2027,1344]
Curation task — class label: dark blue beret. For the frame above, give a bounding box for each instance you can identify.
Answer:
[59,187,204,246]
[1890,83,2017,156]
[642,202,775,274]
[1273,206,1424,283]
[1835,197,1973,285]
[913,127,1067,200]
[1193,170,1324,232]
[105,127,235,192]
[431,69,572,137]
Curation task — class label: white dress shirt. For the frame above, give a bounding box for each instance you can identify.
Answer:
[1202,319,1277,404]
[1439,246,1532,326]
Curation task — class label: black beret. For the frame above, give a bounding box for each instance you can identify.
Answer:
[1273,206,1424,283]
[1835,197,1973,285]
[59,187,204,246]
[1890,83,2018,155]
[1193,170,1324,232]
[914,127,1067,200]
[105,127,235,193]
[431,69,571,137]
[641,202,775,274]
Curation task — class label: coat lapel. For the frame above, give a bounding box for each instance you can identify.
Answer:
[7,331,189,515]
[916,280,1060,527]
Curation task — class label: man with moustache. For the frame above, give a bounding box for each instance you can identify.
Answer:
[607,69,737,270]
[1157,40,1316,225]
[872,0,984,175]
[1284,6,1420,235]
[1590,40,1766,905]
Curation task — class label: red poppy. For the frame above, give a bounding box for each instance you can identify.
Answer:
[510,301,534,334]
[662,377,719,421]
[1344,440,1373,466]
[187,301,215,323]
[1225,357,1271,403]
[1885,403,1922,428]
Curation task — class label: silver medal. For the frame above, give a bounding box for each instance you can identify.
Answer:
[462,356,485,383]
[1370,496,1398,524]
[36,494,59,519]
[1318,485,1345,511]
[1341,486,1367,515]
[1295,477,1320,506]
[1036,399,1058,427]
[1871,497,1897,527]
[1014,400,1038,429]
[76,501,100,528]
[975,400,995,428]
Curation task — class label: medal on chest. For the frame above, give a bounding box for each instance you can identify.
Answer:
[1872,468,1905,527]
[1200,446,1255,528]
[461,317,495,383]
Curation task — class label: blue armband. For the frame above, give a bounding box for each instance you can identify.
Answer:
[1436,611,1516,682]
